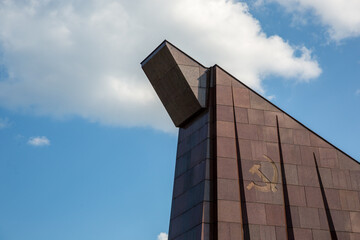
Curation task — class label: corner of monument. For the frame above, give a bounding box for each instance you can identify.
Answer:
[141,40,209,127]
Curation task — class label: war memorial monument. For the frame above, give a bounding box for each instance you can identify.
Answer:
[141,41,360,240]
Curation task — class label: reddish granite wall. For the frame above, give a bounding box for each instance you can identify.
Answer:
[214,65,360,240]
[168,109,212,240]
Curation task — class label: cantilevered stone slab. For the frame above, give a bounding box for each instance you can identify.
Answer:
[141,41,208,127]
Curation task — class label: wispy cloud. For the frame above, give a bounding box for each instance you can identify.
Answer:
[157,232,168,240]
[356,89,360,95]
[267,95,276,101]
[0,0,321,132]
[263,0,360,41]
[28,136,50,147]
[0,117,10,129]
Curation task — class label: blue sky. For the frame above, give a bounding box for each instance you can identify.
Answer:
[0,0,359,239]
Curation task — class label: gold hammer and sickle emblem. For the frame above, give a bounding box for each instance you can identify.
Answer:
[246,155,278,193]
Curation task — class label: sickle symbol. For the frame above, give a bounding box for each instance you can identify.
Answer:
[246,155,278,193]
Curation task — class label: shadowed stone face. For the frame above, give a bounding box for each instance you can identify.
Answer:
[141,41,208,127]
[141,40,360,240]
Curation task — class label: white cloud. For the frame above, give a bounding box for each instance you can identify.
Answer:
[28,136,50,146]
[265,0,360,41]
[356,89,360,95]
[0,117,10,129]
[157,232,168,240]
[0,0,321,132]
[267,95,276,100]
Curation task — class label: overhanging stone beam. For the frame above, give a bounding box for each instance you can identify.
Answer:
[141,41,208,127]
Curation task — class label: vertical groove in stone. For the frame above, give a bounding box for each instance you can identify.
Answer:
[276,116,294,240]
[313,153,338,240]
[210,67,218,240]
[231,82,250,240]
